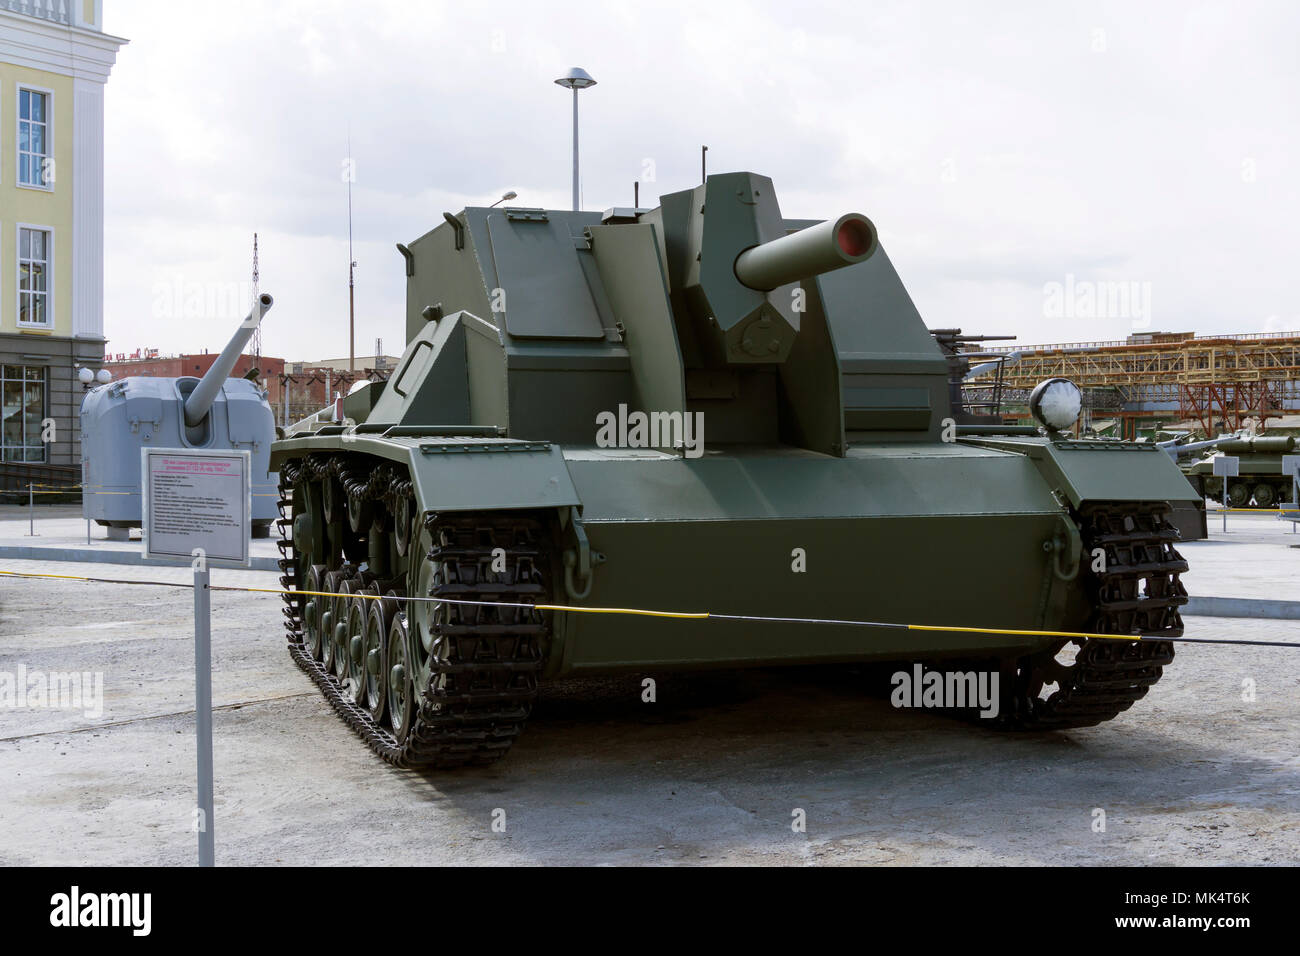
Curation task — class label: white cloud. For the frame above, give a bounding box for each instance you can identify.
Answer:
[101,0,1300,361]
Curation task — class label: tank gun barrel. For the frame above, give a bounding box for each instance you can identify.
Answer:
[733,214,877,291]
[183,293,273,427]
[930,331,1018,343]
[1216,436,1296,455]
[1159,434,1239,459]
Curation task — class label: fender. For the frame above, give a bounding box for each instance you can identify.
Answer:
[959,435,1200,508]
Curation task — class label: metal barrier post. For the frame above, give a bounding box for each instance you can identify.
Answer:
[1223,477,1228,533]
[1213,457,1239,534]
[26,483,38,537]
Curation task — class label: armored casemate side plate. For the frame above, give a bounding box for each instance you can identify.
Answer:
[487,210,606,340]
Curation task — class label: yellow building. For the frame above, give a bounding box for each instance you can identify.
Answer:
[0,0,125,465]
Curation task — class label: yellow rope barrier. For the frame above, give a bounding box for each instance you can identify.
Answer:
[3,568,1298,648]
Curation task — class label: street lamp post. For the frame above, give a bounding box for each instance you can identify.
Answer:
[554,67,596,211]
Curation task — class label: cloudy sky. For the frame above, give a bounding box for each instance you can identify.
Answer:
[101,0,1299,362]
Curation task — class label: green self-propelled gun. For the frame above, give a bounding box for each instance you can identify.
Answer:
[270,171,1198,768]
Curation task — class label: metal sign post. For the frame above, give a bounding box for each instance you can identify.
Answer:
[193,558,213,866]
[141,448,251,867]
[1213,456,1239,533]
[1284,455,1300,534]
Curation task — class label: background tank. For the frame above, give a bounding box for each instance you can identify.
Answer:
[928,328,1021,426]
[1158,432,1239,539]
[81,294,278,539]
[271,172,1197,769]
[1184,435,1298,508]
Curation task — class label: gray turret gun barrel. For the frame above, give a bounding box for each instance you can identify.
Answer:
[734,214,878,291]
[964,351,1022,381]
[1158,434,1238,460]
[184,293,274,427]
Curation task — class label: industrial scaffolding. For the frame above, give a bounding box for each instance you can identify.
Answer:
[983,331,1300,437]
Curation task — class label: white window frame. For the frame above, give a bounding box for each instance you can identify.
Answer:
[16,223,55,330]
[16,84,55,192]
[0,365,49,463]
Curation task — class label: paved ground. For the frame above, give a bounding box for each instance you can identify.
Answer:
[0,503,281,569]
[1181,509,1300,601]
[0,512,1297,866]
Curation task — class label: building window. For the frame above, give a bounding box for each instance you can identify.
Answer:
[18,88,52,188]
[18,227,52,328]
[1,366,48,463]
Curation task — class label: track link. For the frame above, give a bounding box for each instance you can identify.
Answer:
[278,460,550,768]
[998,502,1187,729]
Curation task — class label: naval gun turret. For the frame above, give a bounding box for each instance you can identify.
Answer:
[81,294,278,540]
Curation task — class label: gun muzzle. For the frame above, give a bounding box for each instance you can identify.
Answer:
[734,213,877,291]
[184,293,274,427]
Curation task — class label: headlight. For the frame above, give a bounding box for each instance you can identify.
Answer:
[1029,377,1082,432]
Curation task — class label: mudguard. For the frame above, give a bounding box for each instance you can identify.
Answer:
[270,433,580,513]
[960,436,1200,507]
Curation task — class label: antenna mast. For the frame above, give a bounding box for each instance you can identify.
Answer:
[347,131,356,374]
[251,232,261,365]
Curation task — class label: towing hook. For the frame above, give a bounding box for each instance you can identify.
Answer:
[563,549,594,601]
[1049,525,1081,582]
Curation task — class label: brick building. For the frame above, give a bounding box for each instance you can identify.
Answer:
[101,351,397,427]
[104,351,285,405]
[278,356,397,425]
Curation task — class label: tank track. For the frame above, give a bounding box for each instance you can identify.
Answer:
[277,458,549,768]
[996,502,1188,730]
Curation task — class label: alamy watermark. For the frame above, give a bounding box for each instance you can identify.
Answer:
[891,663,1000,719]
[1,665,103,719]
[595,404,705,459]
[151,276,259,322]
[1043,273,1152,327]
[50,886,150,936]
